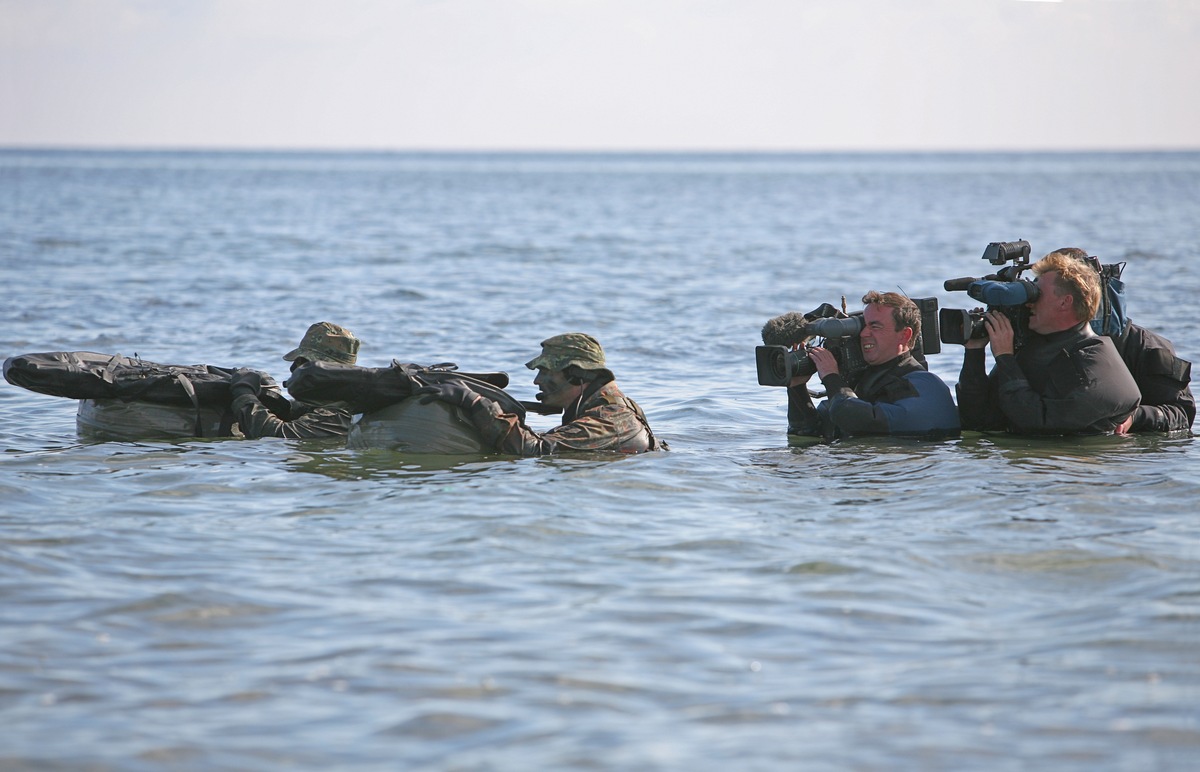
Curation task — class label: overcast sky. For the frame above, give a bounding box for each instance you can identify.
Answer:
[2,0,1197,151]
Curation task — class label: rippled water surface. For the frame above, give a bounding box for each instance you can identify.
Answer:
[2,150,1199,770]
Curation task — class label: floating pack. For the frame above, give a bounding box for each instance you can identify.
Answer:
[3,351,238,405]
[348,399,493,453]
[75,398,235,441]
[2,351,286,440]
[284,360,516,415]
[287,360,541,453]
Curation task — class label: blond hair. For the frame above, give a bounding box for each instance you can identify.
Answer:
[1033,251,1101,322]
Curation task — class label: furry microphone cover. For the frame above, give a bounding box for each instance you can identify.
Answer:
[760,312,811,346]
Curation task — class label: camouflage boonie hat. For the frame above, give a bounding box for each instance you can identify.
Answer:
[525,333,606,371]
[283,322,359,365]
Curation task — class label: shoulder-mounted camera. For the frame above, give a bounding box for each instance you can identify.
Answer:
[756,297,940,387]
[940,240,1038,348]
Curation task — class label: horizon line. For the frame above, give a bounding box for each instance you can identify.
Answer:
[3,143,1199,156]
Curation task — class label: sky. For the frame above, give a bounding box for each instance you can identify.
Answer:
[2,0,1198,152]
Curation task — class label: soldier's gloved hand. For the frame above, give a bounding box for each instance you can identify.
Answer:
[230,369,274,398]
[415,381,478,409]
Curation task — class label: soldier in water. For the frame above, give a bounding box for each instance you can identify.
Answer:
[230,321,360,439]
[415,333,665,454]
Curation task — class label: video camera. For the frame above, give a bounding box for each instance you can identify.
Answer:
[939,240,1039,348]
[756,297,941,387]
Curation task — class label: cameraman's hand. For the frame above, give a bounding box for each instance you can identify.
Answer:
[810,347,840,380]
[788,343,814,388]
[984,311,1015,357]
[963,307,988,349]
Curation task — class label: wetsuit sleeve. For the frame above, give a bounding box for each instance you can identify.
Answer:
[1131,403,1192,434]
[991,344,1140,435]
[823,372,959,437]
[818,373,889,434]
[955,348,1003,431]
[786,384,823,437]
[1129,350,1194,434]
[232,393,353,439]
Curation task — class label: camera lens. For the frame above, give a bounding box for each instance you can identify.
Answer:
[807,316,863,338]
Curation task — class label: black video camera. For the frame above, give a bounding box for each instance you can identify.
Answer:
[940,240,1039,348]
[756,298,941,387]
[756,313,868,387]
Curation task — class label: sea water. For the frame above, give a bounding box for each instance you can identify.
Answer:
[2,149,1198,770]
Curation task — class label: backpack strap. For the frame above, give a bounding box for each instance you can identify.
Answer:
[174,372,204,437]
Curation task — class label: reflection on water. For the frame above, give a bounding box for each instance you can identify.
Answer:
[1,150,1198,770]
[285,446,641,481]
[290,448,509,480]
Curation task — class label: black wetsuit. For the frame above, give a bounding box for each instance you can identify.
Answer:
[1111,321,1194,434]
[957,322,1141,436]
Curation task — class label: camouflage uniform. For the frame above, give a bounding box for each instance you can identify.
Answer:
[233,397,354,440]
[440,333,665,455]
[231,321,359,440]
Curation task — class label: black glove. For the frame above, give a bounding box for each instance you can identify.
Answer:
[259,389,293,420]
[415,380,478,409]
[230,369,275,397]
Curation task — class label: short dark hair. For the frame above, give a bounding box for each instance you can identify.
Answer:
[563,365,599,384]
[861,290,920,345]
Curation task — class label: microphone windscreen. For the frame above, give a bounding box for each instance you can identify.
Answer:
[944,276,978,292]
[761,312,810,346]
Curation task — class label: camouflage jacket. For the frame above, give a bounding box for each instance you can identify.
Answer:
[467,378,665,456]
[231,392,354,440]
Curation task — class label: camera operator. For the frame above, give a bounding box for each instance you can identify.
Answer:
[787,291,960,441]
[956,250,1141,436]
[1055,247,1194,434]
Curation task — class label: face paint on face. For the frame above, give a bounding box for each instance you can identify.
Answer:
[533,367,577,408]
[283,357,308,388]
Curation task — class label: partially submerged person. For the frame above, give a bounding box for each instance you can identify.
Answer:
[415,333,665,455]
[230,322,360,439]
[1114,320,1195,433]
[1054,246,1194,434]
[956,250,1141,436]
[787,291,960,441]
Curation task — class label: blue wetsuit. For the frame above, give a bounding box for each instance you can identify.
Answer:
[788,353,960,441]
